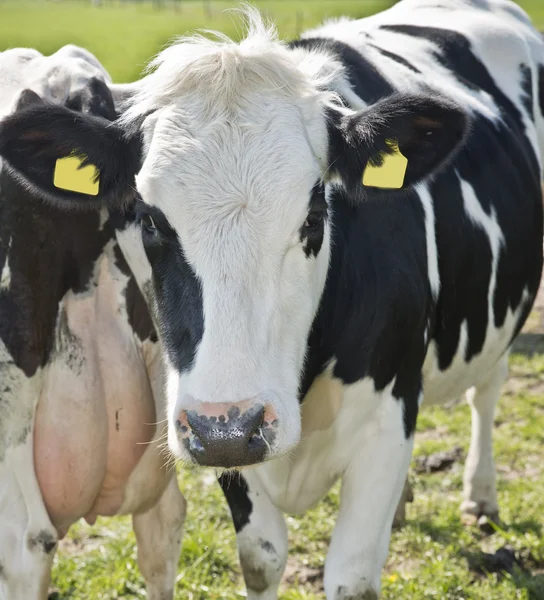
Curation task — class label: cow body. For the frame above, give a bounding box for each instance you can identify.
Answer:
[217,3,542,596]
[227,4,543,596]
[0,47,185,599]
[1,1,543,599]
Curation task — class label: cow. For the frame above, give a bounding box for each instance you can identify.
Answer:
[0,46,185,599]
[1,0,543,598]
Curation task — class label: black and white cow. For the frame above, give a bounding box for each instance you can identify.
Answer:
[1,1,543,598]
[0,47,185,599]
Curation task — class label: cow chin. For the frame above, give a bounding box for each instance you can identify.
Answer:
[166,379,302,469]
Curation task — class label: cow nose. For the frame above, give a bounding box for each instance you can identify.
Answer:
[177,402,276,468]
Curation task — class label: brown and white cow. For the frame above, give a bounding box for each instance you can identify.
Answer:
[0,46,185,599]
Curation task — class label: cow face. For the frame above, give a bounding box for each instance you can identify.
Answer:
[0,15,468,469]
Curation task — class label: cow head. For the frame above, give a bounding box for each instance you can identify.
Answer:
[0,12,469,469]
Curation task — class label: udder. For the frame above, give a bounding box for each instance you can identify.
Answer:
[34,265,157,536]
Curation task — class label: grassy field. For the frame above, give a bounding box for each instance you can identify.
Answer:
[48,347,544,600]
[1,1,543,599]
[0,1,543,82]
[0,1,395,82]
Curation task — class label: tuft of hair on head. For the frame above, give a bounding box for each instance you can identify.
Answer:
[119,3,340,125]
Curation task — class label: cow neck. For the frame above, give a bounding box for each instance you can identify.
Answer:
[0,170,112,376]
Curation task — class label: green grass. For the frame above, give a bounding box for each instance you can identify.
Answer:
[48,351,544,600]
[1,1,542,82]
[0,1,395,82]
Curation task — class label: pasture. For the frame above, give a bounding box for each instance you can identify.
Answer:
[1,1,544,599]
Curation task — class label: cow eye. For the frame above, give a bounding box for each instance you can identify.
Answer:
[303,212,323,231]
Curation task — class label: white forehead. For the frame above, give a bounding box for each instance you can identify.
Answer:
[138,103,326,278]
[140,97,322,214]
[126,9,340,266]
[0,44,111,118]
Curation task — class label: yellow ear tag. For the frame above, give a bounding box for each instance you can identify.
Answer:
[53,154,100,196]
[362,139,408,189]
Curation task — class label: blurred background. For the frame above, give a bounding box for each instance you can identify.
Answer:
[0,1,542,83]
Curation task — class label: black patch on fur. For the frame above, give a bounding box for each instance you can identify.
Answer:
[0,79,139,376]
[125,277,157,343]
[430,167,491,367]
[0,172,111,376]
[288,37,395,104]
[260,539,276,554]
[300,182,327,258]
[368,43,422,73]
[519,64,534,120]
[433,111,542,369]
[135,201,204,372]
[299,185,429,437]
[65,77,117,121]
[112,239,157,342]
[218,473,253,533]
[113,242,133,277]
[28,530,57,554]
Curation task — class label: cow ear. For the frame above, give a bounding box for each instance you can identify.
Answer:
[16,88,45,110]
[328,93,470,197]
[0,101,141,210]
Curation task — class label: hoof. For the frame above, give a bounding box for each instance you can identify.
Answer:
[461,510,504,533]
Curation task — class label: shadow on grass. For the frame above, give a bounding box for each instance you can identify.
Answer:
[506,519,543,538]
[512,333,544,356]
[460,548,544,600]
[410,519,462,544]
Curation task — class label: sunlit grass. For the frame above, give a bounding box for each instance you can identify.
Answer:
[0,1,395,82]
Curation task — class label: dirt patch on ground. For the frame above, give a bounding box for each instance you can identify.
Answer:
[414,446,464,474]
[496,453,543,482]
[283,558,324,594]
[57,532,110,556]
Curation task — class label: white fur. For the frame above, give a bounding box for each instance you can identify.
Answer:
[417,184,440,300]
[0,237,10,290]
[0,45,112,119]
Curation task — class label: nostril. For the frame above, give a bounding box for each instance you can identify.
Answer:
[190,435,204,453]
[241,404,265,439]
[175,419,188,434]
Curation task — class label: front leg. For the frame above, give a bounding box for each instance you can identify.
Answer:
[219,472,288,600]
[324,391,415,599]
[132,474,186,600]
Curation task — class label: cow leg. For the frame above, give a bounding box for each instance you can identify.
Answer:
[219,473,288,600]
[324,392,414,599]
[0,444,58,600]
[132,473,186,600]
[460,353,508,528]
